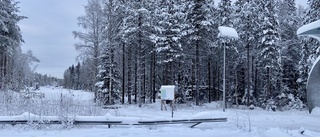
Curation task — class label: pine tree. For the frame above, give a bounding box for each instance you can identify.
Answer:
[185,0,215,105]
[277,0,300,99]
[256,0,281,103]
[75,63,81,90]
[0,0,26,91]
[217,0,232,26]
[156,0,184,85]
[232,0,255,105]
[95,0,121,105]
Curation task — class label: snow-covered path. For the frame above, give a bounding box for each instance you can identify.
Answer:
[34,86,94,101]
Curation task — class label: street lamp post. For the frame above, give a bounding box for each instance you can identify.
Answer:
[218,26,239,112]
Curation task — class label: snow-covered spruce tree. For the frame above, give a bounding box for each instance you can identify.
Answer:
[78,60,93,90]
[139,0,159,105]
[0,0,27,91]
[121,0,140,104]
[64,62,85,89]
[74,62,81,89]
[255,0,281,109]
[139,0,158,105]
[156,0,184,86]
[201,0,218,104]
[232,0,259,106]
[95,0,123,105]
[72,0,106,100]
[217,0,232,26]
[111,1,128,105]
[63,65,77,89]
[232,0,248,106]
[63,67,71,88]
[290,5,308,107]
[121,0,157,106]
[184,0,216,105]
[155,0,191,103]
[276,0,301,109]
[304,0,320,23]
[96,48,121,105]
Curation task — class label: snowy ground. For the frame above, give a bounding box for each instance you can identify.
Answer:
[1,86,320,137]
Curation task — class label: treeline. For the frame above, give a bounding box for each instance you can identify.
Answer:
[64,0,319,109]
[34,73,62,87]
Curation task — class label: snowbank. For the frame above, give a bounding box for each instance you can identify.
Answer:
[311,107,320,116]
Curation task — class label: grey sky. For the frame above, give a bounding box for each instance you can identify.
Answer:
[18,0,307,79]
[19,0,87,79]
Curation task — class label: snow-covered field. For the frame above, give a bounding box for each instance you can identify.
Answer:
[1,86,320,137]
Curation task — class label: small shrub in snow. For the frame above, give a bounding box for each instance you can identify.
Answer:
[263,93,305,111]
[264,99,277,111]
[287,94,305,110]
[233,112,252,132]
[249,104,255,110]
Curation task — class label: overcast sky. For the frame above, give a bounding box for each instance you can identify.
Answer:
[18,0,308,79]
[19,0,87,79]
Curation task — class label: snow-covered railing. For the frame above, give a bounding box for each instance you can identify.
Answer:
[137,118,227,128]
[0,113,227,128]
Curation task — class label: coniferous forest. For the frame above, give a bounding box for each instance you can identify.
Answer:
[1,0,319,110]
[63,0,320,109]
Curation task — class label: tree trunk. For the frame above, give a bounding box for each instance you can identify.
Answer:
[128,46,132,104]
[138,0,143,107]
[142,49,146,104]
[267,67,271,99]
[208,57,211,103]
[254,60,258,100]
[247,44,250,106]
[195,43,199,106]
[152,51,156,103]
[109,48,113,105]
[149,50,153,103]
[122,43,125,104]
[134,48,138,104]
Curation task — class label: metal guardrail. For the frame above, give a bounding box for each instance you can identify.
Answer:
[136,118,227,128]
[0,120,62,125]
[0,118,227,128]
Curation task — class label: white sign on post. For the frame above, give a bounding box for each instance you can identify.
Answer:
[160,85,175,100]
